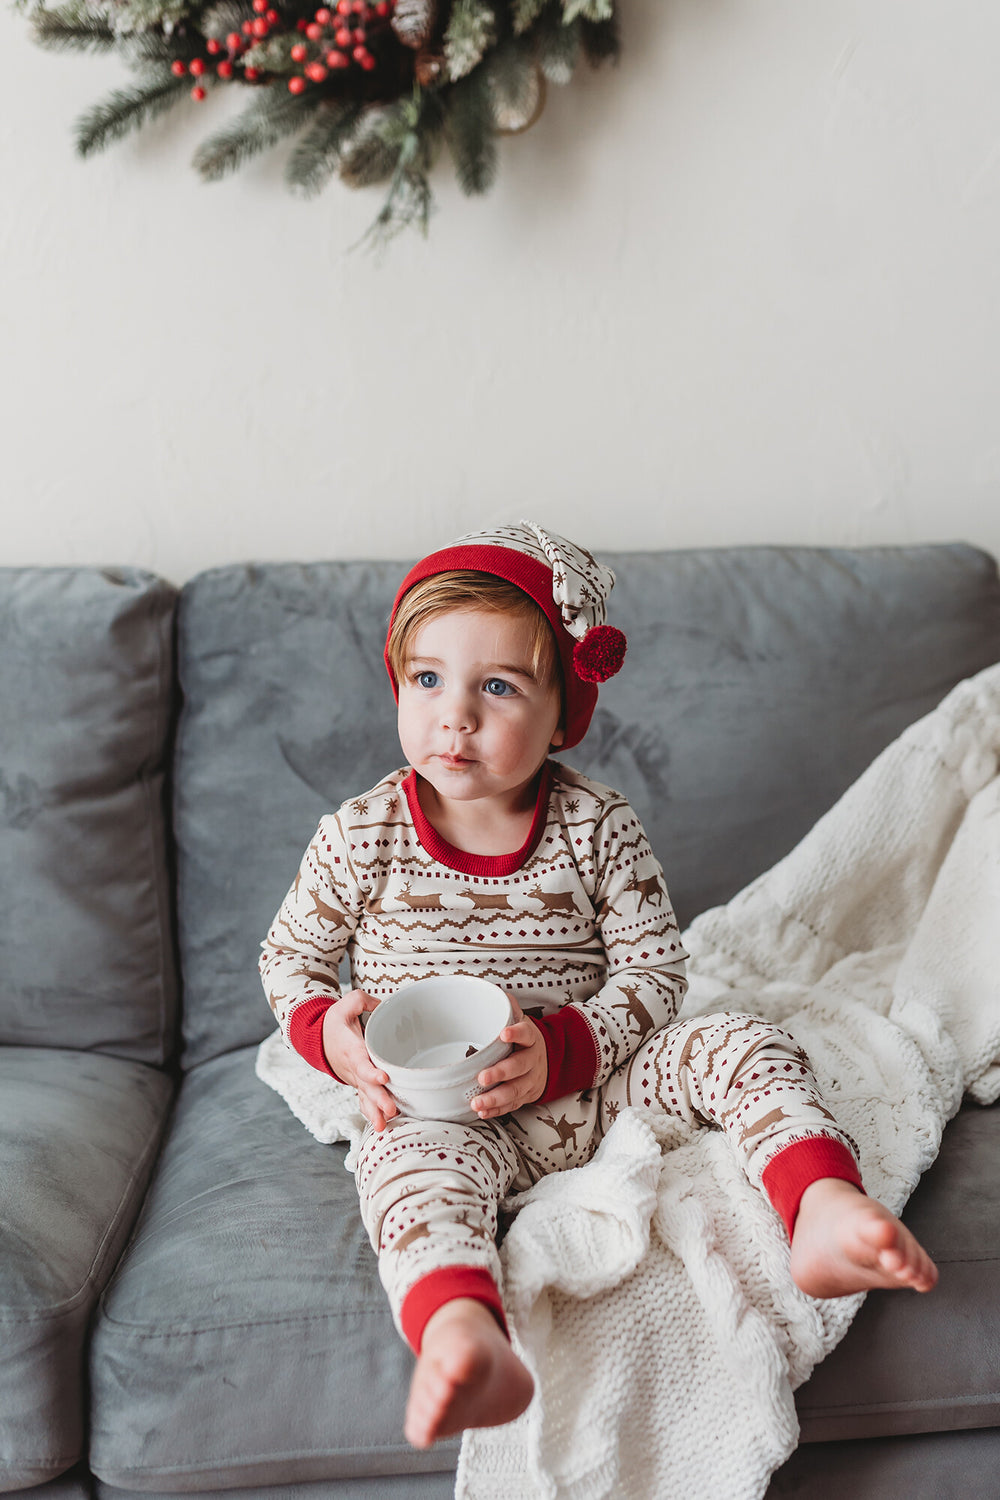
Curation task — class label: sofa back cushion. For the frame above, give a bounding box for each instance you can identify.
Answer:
[0,568,179,1064]
[174,544,1000,1070]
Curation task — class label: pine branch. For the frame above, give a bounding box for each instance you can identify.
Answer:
[120,28,194,63]
[578,13,619,66]
[561,0,611,24]
[486,38,543,131]
[285,100,362,196]
[200,0,254,42]
[535,7,579,84]
[443,0,495,82]
[241,30,299,74]
[75,67,188,156]
[361,157,434,249]
[356,88,443,249]
[511,0,546,36]
[446,66,496,196]
[338,105,405,187]
[110,0,191,33]
[192,88,318,180]
[31,7,115,52]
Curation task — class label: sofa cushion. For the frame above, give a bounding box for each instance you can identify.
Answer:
[173,545,1000,1069]
[92,1475,457,1500]
[174,562,402,1070]
[89,1047,459,1493]
[794,1099,1000,1442]
[766,1426,1000,1499]
[0,1046,173,1490]
[0,567,179,1065]
[5,1467,94,1500]
[573,543,1000,922]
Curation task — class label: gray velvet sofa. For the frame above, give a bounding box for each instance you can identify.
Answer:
[2,542,999,1500]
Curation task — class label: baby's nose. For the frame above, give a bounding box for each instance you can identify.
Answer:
[441,691,476,732]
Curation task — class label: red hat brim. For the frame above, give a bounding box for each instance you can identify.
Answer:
[384,543,599,750]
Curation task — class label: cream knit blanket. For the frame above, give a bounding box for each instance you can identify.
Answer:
[256,664,1000,1500]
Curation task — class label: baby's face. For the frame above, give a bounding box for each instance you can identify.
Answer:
[396,607,563,814]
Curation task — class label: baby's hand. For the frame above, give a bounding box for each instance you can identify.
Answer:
[471,996,548,1120]
[321,990,398,1132]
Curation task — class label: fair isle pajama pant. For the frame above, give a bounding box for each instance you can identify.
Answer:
[354,1011,862,1352]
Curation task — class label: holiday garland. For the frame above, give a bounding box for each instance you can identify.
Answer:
[22,0,620,240]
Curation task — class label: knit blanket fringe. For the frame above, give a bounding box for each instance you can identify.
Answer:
[256,663,1000,1500]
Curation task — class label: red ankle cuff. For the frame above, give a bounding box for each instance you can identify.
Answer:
[761,1137,864,1240]
[400,1267,508,1355]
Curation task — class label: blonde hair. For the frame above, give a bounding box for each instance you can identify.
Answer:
[387,570,561,692]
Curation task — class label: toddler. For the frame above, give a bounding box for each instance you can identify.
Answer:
[260,521,937,1451]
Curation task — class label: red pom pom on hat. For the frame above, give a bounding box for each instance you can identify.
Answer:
[573,624,627,684]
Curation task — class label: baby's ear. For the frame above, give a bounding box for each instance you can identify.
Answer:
[549,724,565,749]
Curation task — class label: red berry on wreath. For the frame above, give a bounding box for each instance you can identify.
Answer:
[226,30,241,47]
[191,85,206,100]
[288,75,307,92]
[305,61,327,80]
[305,21,321,38]
[315,7,332,20]
[251,17,268,35]
[206,38,220,53]
[326,47,348,65]
[291,42,307,59]
[217,59,233,76]
[359,48,376,68]
[171,59,186,75]
[242,19,253,33]
[244,65,260,78]
[253,0,267,11]
[335,25,351,44]
[189,56,205,74]
[351,27,365,42]
[375,1,390,13]
[336,0,352,13]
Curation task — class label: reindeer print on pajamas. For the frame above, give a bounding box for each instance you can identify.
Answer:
[262,760,860,1336]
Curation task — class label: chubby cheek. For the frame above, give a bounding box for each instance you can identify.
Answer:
[488,715,547,770]
[396,701,429,762]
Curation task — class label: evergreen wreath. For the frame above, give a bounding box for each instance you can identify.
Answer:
[21,0,620,241]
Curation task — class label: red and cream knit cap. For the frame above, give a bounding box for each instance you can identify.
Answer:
[385,520,627,749]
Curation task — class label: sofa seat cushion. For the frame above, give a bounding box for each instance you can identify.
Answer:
[795,1100,1000,1441]
[93,1476,457,1500]
[0,1047,173,1490]
[5,1467,94,1500]
[89,1047,459,1493]
[767,1427,1000,1499]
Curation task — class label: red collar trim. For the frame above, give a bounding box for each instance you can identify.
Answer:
[402,763,553,876]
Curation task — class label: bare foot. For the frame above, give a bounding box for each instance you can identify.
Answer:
[789,1177,938,1299]
[404,1298,534,1449]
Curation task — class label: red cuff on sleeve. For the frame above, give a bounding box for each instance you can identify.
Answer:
[400,1267,508,1355]
[532,1007,599,1102]
[286,996,343,1081]
[761,1137,865,1241]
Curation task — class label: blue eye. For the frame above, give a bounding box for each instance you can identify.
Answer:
[484,678,515,697]
[416,671,439,689]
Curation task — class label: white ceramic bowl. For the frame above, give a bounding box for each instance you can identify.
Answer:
[363,976,513,1124]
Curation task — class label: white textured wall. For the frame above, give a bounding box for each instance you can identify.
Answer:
[3,0,999,582]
